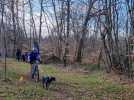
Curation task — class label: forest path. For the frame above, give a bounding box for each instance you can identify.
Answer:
[0,59,134,100]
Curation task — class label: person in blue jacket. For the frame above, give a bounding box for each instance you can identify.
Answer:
[28,42,40,80]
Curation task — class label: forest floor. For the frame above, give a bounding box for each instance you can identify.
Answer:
[0,59,134,100]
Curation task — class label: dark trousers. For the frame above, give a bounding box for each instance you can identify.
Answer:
[31,64,36,79]
[31,63,39,81]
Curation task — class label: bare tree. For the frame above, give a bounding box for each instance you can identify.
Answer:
[76,0,97,62]
[39,0,43,43]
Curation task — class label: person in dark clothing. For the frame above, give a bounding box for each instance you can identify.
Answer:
[25,52,30,62]
[16,49,21,61]
[28,47,40,81]
[21,53,25,62]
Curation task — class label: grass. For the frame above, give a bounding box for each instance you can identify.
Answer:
[80,63,104,71]
[0,59,134,100]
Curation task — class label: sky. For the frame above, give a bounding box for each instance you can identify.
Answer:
[20,0,90,37]
[18,0,54,37]
[17,0,129,38]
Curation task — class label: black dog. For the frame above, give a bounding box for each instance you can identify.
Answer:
[42,76,56,90]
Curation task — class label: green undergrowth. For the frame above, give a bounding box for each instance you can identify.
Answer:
[0,59,134,100]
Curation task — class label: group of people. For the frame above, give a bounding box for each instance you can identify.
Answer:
[16,42,56,89]
[16,42,41,81]
[16,49,30,62]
